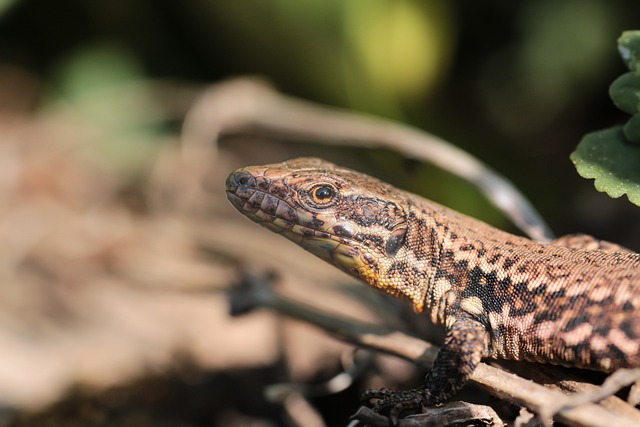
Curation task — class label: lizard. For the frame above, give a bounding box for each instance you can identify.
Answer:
[224,157,640,416]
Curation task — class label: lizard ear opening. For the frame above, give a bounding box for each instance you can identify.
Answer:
[385,228,407,257]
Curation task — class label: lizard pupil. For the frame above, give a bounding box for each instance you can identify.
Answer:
[313,186,333,202]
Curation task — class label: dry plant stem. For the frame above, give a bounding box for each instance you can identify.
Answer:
[181,78,554,242]
[232,281,640,427]
[508,363,640,420]
[540,369,640,419]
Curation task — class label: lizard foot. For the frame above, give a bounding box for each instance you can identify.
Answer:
[361,387,430,421]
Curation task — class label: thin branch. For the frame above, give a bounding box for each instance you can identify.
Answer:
[539,368,640,420]
[181,78,554,242]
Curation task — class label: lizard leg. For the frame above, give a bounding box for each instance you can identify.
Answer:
[362,317,487,417]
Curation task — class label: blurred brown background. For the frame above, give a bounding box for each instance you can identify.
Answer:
[0,1,639,426]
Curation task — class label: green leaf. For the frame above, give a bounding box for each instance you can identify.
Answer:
[609,72,640,115]
[571,127,640,206]
[618,30,640,72]
[624,114,640,143]
[572,31,640,205]
[610,31,640,146]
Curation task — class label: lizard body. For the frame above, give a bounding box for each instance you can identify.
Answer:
[225,157,640,413]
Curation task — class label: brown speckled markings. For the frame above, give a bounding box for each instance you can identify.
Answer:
[226,157,640,414]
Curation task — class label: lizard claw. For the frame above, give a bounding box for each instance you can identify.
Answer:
[360,387,397,404]
[361,387,427,420]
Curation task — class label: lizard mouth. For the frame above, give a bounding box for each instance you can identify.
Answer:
[226,169,367,270]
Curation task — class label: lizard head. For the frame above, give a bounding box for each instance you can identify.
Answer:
[226,157,433,311]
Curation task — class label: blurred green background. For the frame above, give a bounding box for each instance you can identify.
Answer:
[1,0,639,247]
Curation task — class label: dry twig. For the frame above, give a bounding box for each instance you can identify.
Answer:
[182,78,554,242]
[537,368,640,424]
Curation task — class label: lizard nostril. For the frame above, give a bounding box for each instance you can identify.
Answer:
[230,171,253,187]
[226,171,255,192]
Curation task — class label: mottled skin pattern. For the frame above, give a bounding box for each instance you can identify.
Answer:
[225,157,640,415]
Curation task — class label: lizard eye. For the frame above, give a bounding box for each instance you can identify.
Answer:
[311,185,336,204]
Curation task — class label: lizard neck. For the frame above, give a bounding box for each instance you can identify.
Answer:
[409,196,527,326]
[396,199,455,321]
